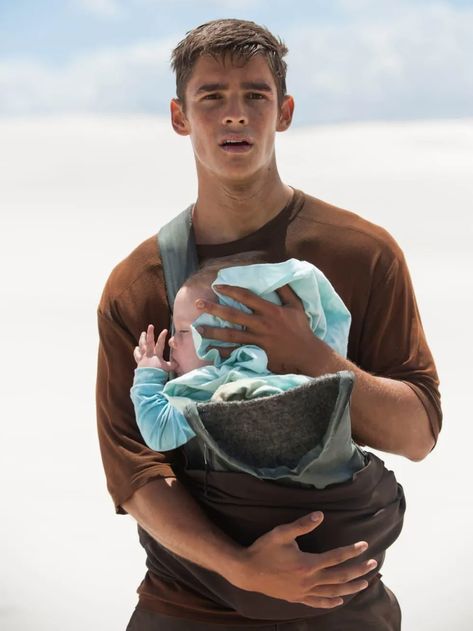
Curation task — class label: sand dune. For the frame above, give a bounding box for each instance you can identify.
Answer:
[1,116,472,630]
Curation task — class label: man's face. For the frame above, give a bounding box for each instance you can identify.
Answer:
[171,54,293,182]
[169,285,215,376]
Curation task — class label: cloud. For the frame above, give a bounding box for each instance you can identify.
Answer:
[1,2,472,123]
[0,39,176,115]
[285,2,473,123]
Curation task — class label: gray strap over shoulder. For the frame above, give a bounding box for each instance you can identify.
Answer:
[157,204,200,313]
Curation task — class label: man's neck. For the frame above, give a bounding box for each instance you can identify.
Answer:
[192,174,293,245]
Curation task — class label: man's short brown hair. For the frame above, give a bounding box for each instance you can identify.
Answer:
[170,19,288,106]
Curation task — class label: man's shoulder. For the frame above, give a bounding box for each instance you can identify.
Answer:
[98,234,165,319]
[298,191,404,269]
[302,192,400,247]
[104,234,161,300]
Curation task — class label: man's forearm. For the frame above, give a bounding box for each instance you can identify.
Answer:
[122,477,245,582]
[349,368,434,461]
[122,475,378,608]
[302,342,435,461]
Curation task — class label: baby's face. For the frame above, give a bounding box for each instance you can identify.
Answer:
[169,285,215,376]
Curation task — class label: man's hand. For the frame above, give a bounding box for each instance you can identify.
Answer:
[195,284,330,375]
[133,324,176,371]
[230,511,376,608]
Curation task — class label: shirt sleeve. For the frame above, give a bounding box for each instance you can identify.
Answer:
[96,309,179,514]
[131,367,196,451]
[357,248,442,445]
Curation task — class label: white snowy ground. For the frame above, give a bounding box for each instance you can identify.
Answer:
[1,115,472,631]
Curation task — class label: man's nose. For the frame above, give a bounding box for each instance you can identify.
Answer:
[222,97,248,126]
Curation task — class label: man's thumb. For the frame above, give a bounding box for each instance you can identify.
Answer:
[273,511,324,542]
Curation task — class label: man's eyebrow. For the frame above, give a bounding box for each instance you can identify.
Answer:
[194,81,273,95]
[195,83,227,95]
[241,81,273,92]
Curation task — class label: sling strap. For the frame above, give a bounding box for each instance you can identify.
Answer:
[157,204,199,313]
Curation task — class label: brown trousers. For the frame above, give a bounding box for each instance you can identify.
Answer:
[126,581,401,631]
[126,607,334,630]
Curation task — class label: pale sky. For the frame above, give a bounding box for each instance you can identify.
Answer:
[1,0,472,125]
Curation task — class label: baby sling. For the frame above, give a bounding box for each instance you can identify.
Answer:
[157,205,365,487]
[135,205,405,627]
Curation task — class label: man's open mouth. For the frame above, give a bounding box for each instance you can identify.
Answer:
[220,138,253,151]
[221,139,251,146]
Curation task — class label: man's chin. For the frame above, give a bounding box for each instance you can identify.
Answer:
[215,164,263,184]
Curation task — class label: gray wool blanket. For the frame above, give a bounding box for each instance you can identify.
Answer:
[181,370,366,488]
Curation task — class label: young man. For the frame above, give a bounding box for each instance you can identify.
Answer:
[96,19,441,630]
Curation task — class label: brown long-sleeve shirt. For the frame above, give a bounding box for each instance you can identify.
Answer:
[96,188,441,624]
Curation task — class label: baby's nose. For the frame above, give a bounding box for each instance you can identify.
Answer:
[169,336,176,349]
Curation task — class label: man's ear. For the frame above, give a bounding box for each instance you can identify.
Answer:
[276,95,295,132]
[170,98,190,136]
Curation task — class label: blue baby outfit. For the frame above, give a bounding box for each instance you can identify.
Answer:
[131,259,351,452]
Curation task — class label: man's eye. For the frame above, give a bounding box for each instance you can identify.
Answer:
[203,93,221,100]
[248,93,265,100]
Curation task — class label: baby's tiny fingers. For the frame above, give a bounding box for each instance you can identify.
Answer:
[164,359,177,371]
[138,331,147,352]
[145,324,156,356]
[155,329,168,358]
[133,346,142,364]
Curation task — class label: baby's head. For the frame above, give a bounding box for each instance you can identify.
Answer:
[169,251,268,376]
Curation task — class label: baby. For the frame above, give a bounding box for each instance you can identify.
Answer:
[131,255,365,487]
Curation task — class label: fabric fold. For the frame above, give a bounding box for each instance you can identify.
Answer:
[138,452,405,622]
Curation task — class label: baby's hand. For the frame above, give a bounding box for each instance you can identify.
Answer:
[133,324,176,371]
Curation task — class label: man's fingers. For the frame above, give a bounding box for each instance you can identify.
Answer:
[316,541,369,570]
[213,282,301,309]
[195,299,253,327]
[211,285,270,314]
[271,512,324,544]
[318,558,378,586]
[197,325,254,346]
[312,576,370,597]
[276,283,304,308]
